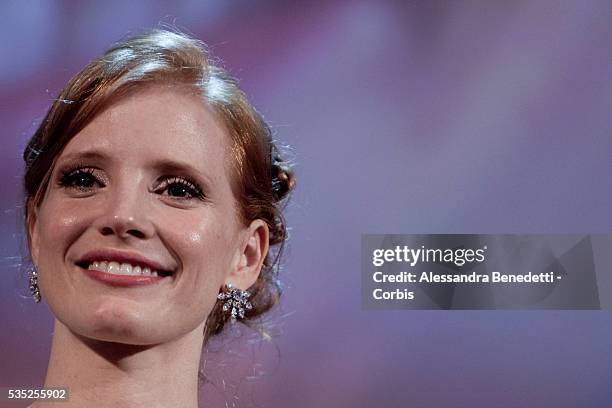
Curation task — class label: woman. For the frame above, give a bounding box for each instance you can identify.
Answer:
[22,29,293,407]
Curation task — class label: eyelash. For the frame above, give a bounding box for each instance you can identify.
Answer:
[57,164,206,201]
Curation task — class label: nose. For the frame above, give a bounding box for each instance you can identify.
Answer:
[94,181,155,240]
[101,215,152,239]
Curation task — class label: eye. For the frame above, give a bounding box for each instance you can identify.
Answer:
[156,176,205,201]
[58,167,104,191]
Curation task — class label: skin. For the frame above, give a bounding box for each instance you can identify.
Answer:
[28,85,269,408]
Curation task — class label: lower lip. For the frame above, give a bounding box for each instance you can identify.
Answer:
[81,267,169,287]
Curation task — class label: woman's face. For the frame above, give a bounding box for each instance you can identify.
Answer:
[30,86,258,345]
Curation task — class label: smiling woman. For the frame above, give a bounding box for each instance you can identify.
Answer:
[22,29,294,408]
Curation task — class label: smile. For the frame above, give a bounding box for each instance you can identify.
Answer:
[87,261,162,277]
[78,261,173,287]
[75,249,176,281]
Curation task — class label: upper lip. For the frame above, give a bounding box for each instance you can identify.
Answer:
[76,249,175,274]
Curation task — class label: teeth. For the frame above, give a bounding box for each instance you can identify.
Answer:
[108,262,121,274]
[86,260,161,277]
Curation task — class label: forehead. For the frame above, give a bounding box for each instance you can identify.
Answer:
[60,86,231,184]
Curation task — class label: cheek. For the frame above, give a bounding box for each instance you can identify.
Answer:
[42,213,80,239]
[151,214,236,336]
[176,215,233,274]
[169,211,238,297]
[37,198,91,264]
[35,199,92,293]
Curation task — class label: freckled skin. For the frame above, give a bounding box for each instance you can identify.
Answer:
[30,86,255,345]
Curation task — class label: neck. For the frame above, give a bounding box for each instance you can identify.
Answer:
[34,319,204,408]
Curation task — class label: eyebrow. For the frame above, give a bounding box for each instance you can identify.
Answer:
[57,150,214,188]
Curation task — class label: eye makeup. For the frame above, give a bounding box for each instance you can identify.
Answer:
[154,175,206,201]
[55,160,207,202]
[57,161,106,192]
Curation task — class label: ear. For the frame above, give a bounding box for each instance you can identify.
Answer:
[228,219,269,290]
[27,205,40,268]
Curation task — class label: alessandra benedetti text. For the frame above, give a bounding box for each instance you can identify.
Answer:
[373,271,558,283]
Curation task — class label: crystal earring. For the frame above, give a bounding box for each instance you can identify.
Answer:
[28,266,41,303]
[217,282,252,320]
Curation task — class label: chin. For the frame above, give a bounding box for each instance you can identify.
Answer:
[48,291,211,346]
[58,303,170,346]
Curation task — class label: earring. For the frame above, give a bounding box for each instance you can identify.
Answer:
[28,267,41,303]
[217,282,252,320]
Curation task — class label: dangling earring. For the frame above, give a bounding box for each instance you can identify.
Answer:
[28,266,41,303]
[217,282,252,320]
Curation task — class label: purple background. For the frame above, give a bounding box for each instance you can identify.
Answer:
[1,1,611,407]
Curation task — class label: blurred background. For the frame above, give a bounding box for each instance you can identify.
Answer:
[1,1,611,407]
